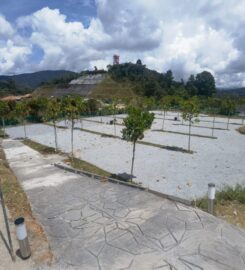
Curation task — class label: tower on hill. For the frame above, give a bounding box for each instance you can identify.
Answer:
[113,54,120,65]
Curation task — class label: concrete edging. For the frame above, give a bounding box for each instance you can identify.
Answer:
[54,162,192,206]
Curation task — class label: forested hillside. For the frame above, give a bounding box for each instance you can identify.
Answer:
[108,61,216,98]
[0,70,77,97]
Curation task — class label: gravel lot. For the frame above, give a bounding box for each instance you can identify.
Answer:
[6,111,245,201]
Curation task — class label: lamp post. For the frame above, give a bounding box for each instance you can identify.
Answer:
[14,217,31,259]
[208,183,216,215]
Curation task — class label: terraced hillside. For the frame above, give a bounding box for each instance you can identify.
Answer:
[33,74,137,99]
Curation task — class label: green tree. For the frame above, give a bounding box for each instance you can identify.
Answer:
[160,95,172,130]
[15,100,31,139]
[182,98,199,151]
[165,70,173,88]
[63,96,85,157]
[43,98,61,152]
[28,97,48,123]
[195,71,216,96]
[122,107,154,181]
[0,100,10,137]
[186,74,198,96]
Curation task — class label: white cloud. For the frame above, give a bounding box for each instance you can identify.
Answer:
[0,14,14,38]
[0,1,245,87]
[0,15,31,74]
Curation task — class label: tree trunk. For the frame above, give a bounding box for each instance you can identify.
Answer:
[53,121,58,152]
[188,119,191,152]
[130,142,136,182]
[212,115,215,137]
[23,120,27,139]
[2,117,5,138]
[113,110,116,136]
[162,110,166,130]
[71,119,74,158]
[227,114,230,130]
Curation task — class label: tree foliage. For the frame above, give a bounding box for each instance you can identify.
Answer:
[182,97,200,151]
[108,62,216,98]
[122,106,154,181]
[122,107,154,143]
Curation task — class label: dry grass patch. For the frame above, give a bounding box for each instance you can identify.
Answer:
[237,125,245,134]
[0,142,53,266]
[196,185,245,228]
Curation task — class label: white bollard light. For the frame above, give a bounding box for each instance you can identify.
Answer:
[208,183,216,215]
[14,217,31,259]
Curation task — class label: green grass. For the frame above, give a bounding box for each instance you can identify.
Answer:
[196,185,245,228]
[173,123,227,131]
[65,157,121,180]
[153,129,217,139]
[74,126,192,153]
[22,139,59,155]
[22,138,130,182]
[90,76,137,99]
[32,85,56,97]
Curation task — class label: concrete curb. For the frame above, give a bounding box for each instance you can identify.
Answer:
[54,163,192,206]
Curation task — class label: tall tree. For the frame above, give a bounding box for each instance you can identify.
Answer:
[195,71,216,96]
[0,100,10,138]
[186,74,198,96]
[182,98,199,151]
[43,98,61,152]
[122,107,154,181]
[165,70,173,88]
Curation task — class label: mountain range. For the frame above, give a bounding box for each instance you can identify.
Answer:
[0,70,76,89]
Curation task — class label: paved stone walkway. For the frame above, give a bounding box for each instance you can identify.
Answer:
[2,139,245,270]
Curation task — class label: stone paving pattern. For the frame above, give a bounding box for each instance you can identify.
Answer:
[2,139,245,270]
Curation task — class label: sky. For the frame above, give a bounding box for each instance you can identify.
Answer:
[0,0,245,88]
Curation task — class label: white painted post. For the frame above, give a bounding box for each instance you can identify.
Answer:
[208,183,216,215]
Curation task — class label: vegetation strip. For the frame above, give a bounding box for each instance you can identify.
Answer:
[199,119,241,125]
[172,123,228,130]
[195,185,245,228]
[22,139,126,181]
[153,129,217,139]
[45,124,192,153]
[54,163,192,206]
[72,126,192,154]
[82,118,124,126]
[237,126,245,135]
[0,140,53,265]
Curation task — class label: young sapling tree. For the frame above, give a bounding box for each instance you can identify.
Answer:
[182,98,199,152]
[63,96,85,158]
[122,107,154,181]
[43,98,61,152]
